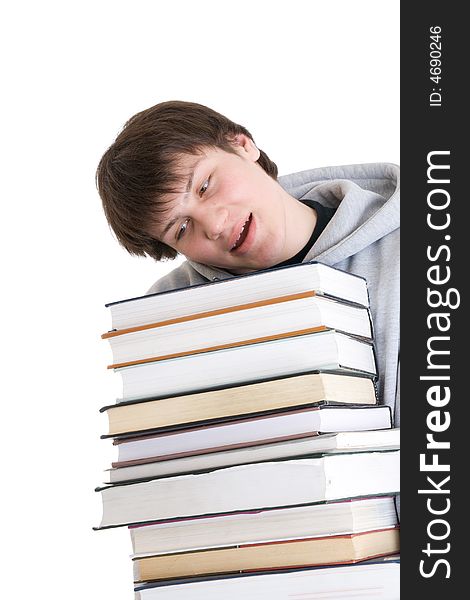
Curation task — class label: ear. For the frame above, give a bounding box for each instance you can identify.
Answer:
[231,134,261,162]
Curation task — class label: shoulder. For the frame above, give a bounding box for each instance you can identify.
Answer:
[145,261,209,295]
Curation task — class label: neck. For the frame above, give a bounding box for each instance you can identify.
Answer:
[281,194,317,260]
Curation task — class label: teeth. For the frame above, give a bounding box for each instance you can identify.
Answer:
[231,217,249,250]
[236,223,247,242]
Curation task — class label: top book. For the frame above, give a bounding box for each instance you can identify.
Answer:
[106,263,370,331]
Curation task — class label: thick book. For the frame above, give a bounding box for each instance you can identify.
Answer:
[106,262,370,331]
[130,496,399,557]
[102,372,378,437]
[111,405,392,465]
[103,291,373,369]
[115,329,377,402]
[133,527,399,583]
[95,447,400,528]
[105,428,400,484]
[134,558,400,599]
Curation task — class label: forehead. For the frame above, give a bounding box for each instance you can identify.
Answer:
[172,151,205,173]
[164,146,234,198]
[171,146,229,173]
[162,152,207,200]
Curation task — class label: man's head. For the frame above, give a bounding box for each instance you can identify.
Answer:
[96,100,279,263]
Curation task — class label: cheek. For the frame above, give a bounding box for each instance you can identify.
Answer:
[221,170,255,199]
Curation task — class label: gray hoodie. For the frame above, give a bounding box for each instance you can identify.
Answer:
[147,163,400,426]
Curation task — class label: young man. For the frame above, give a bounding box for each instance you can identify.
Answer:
[97,100,400,426]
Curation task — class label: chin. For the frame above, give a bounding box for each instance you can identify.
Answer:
[256,252,282,270]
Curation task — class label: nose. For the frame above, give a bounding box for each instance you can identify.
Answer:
[202,206,229,241]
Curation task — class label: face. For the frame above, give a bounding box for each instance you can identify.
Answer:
[152,137,304,274]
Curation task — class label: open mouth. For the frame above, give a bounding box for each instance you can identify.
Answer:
[230,213,253,252]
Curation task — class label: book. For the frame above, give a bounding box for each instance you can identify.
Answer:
[96,263,397,593]
[105,428,400,484]
[115,329,377,401]
[111,405,392,464]
[103,291,373,369]
[95,447,400,527]
[102,372,378,437]
[133,527,399,583]
[134,558,400,599]
[106,262,370,331]
[129,496,399,557]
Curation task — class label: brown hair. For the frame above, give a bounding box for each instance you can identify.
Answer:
[96,100,278,261]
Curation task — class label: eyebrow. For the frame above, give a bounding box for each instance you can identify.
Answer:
[160,160,202,239]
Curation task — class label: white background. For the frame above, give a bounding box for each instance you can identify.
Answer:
[1,1,398,598]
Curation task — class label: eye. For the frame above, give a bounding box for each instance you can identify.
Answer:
[199,177,210,196]
[176,218,190,241]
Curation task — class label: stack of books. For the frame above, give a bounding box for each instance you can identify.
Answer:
[95,262,400,598]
